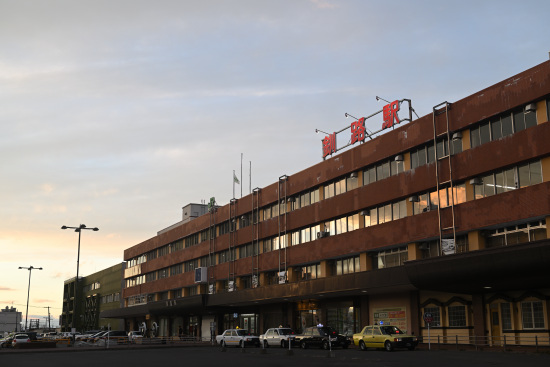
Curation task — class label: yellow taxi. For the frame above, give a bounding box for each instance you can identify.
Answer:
[352,324,418,351]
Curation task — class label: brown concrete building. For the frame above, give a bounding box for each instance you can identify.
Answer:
[103,60,550,346]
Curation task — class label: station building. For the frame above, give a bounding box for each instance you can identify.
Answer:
[102,60,550,345]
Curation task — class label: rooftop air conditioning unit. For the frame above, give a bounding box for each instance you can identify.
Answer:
[194,267,207,283]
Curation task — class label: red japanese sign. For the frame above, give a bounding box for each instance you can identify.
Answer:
[322,133,336,158]
[350,117,366,144]
[382,100,400,129]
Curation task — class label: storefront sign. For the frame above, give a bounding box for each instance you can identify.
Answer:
[373,307,407,331]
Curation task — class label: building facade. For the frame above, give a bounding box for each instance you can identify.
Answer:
[103,60,550,345]
[61,262,125,332]
[0,306,22,334]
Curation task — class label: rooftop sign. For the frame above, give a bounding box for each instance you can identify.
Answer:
[320,99,415,160]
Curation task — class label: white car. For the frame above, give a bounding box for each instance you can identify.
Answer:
[128,331,143,343]
[259,328,297,348]
[216,329,260,348]
[12,334,30,347]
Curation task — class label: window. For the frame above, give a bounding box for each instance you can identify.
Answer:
[158,245,169,257]
[324,182,335,199]
[334,256,360,275]
[300,264,321,280]
[521,301,545,329]
[170,264,182,276]
[486,220,547,248]
[423,306,441,326]
[375,246,408,269]
[448,305,467,327]
[158,268,168,279]
[500,303,512,330]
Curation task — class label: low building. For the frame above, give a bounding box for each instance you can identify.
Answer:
[0,306,22,334]
[61,263,125,332]
[103,60,550,346]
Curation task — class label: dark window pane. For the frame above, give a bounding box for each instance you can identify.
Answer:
[491,117,502,140]
[417,147,426,166]
[495,172,505,194]
[451,138,462,155]
[376,164,383,180]
[411,150,419,169]
[484,174,495,196]
[480,123,491,144]
[382,161,390,179]
[471,127,480,148]
[525,110,537,128]
[504,168,516,192]
[513,109,525,133]
[530,160,542,184]
[501,114,513,137]
[427,144,436,163]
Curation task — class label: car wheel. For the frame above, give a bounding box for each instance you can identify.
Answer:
[343,343,349,349]
[264,340,269,348]
[300,340,307,349]
[322,340,329,350]
[359,340,366,351]
[384,341,393,352]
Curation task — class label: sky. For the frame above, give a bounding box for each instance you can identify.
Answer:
[1,0,549,329]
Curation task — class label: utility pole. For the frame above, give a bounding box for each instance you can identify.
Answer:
[44,306,52,330]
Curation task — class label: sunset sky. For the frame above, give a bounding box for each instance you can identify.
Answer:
[2,0,549,328]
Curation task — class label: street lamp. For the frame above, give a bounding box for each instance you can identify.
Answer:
[18,265,43,332]
[61,224,99,331]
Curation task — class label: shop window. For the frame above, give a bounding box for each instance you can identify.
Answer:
[521,301,545,329]
[448,305,467,327]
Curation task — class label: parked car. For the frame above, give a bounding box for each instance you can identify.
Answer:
[294,326,350,350]
[77,330,105,342]
[352,325,418,351]
[0,332,37,348]
[96,330,129,345]
[12,334,31,347]
[216,329,260,348]
[259,327,297,348]
[128,331,143,343]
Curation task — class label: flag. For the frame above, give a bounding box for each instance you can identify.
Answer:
[234,172,240,184]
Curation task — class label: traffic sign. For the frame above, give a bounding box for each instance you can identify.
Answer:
[423,312,433,324]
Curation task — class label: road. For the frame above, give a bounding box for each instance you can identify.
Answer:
[3,345,550,367]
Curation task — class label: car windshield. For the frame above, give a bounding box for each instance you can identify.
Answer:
[380,326,403,335]
[236,330,250,336]
[279,329,294,335]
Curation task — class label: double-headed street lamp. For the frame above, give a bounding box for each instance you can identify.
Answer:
[61,224,99,331]
[18,265,43,332]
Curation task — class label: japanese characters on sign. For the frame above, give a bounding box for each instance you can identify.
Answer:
[320,99,409,160]
[382,100,400,129]
[350,117,366,144]
[322,133,336,158]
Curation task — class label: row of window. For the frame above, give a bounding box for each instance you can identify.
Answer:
[473,160,543,199]
[126,100,547,272]
[83,282,100,292]
[100,292,120,304]
[424,300,546,330]
[470,105,537,149]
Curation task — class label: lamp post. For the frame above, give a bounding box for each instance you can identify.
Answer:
[61,224,98,331]
[18,265,43,332]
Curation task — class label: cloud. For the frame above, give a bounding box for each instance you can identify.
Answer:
[0,287,15,291]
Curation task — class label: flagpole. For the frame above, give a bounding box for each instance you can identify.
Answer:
[249,161,251,195]
[240,153,243,198]
[233,170,235,199]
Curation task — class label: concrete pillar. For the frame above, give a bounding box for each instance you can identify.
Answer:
[541,157,550,182]
[287,267,299,282]
[536,100,547,124]
[472,294,486,340]
[403,152,411,171]
[360,252,373,272]
[468,230,486,251]
[462,128,471,150]
[465,180,476,202]
[319,260,331,278]
[407,243,422,261]
[360,295,370,327]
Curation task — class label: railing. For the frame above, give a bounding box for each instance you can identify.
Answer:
[420,334,550,352]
